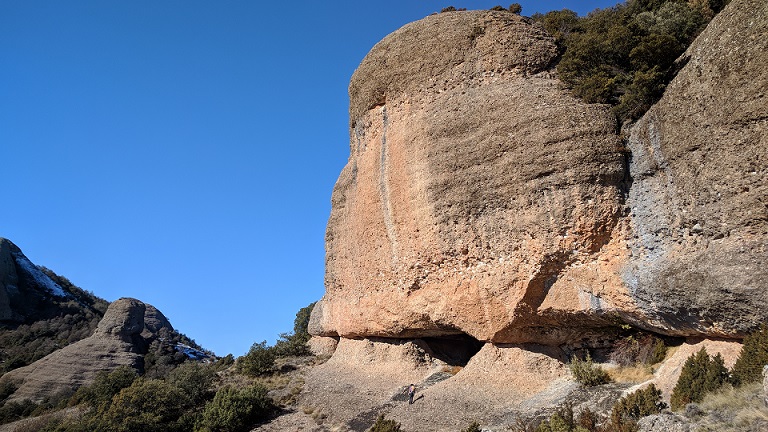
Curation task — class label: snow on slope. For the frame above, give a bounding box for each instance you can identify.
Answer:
[11,251,70,298]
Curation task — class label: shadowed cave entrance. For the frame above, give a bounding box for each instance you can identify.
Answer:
[416,333,483,367]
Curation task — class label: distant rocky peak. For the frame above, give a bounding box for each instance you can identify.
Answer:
[0,238,74,322]
[95,297,147,340]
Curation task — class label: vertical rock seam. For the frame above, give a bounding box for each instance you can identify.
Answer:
[378,105,398,263]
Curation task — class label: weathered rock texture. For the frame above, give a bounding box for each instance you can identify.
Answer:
[305,0,767,429]
[314,0,768,346]
[316,10,634,346]
[0,298,171,403]
[624,0,768,336]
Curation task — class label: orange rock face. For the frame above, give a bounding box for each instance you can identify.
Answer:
[313,0,768,345]
[314,11,636,344]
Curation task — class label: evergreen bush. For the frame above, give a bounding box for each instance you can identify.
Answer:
[368,414,402,432]
[71,365,137,409]
[531,0,724,123]
[167,362,217,405]
[670,348,728,410]
[731,324,768,386]
[99,378,191,432]
[608,383,664,432]
[196,385,273,432]
[461,420,482,432]
[570,353,610,386]
[238,341,276,377]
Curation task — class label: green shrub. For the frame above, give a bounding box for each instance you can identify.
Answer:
[0,399,38,425]
[608,384,664,432]
[272,302,317,357]
[532,0,717,123]
[670,348,728,410]
[368,414,402,432]
[167,362,217,405]
[570,353,610,386]
[534,403,598,432]
[0,381,17,404]
[196,385,273,432]
[71,365,137,409]
[731,324,768,386]
[100,378,191,432]
[238,341,276,377]
[509,3,522,14]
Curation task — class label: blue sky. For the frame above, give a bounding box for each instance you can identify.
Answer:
[1,0,621,357]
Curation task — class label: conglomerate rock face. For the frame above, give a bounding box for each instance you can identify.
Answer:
[315,10,635,345]
[312,0,768,345]
[302,2,766,430]
[624,0,768,336]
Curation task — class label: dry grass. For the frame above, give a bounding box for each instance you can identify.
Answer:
[694,382,768,431]
[252,374,292,391]
[607,364,655,383]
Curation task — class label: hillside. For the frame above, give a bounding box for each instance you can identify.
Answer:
[0,238,211,406]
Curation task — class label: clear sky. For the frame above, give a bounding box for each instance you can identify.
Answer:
[1,0,621,357]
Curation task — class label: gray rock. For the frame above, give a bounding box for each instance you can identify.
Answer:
[763,365,768,407]
[638,413,691,432]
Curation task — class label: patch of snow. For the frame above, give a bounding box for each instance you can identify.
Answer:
[175,343,211,361]
[11,252,70,298]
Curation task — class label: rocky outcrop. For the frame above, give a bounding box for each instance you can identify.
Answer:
[624,0,768,337]
[0,298,172,403]
[305,0,766,429]
[317,9,633,346]
[0,238,74,323]
[0,240,18,321]
[314,0,767,346]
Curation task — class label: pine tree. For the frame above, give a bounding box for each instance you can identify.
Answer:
[731,324,768,386]
[670,348,727,410]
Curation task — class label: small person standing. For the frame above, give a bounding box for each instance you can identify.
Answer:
[407,383,416,404]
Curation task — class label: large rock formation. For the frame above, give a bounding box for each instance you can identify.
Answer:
[305,0,767,429]
[623,0,768,336]
[313,0,767,347]
[0,238,75,322]
[314,9,633,346]
[0,297,172,403]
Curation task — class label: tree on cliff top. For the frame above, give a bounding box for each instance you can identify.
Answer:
[532,0,729,123]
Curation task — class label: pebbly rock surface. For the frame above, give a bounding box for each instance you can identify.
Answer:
[314,0,768,346]
[624,0,768,337]
[0,298,172,403]
[317,9,633,346]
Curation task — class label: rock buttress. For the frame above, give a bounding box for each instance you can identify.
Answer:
[315,10,635,344]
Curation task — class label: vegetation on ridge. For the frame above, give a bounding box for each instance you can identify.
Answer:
[531,0,731,123]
